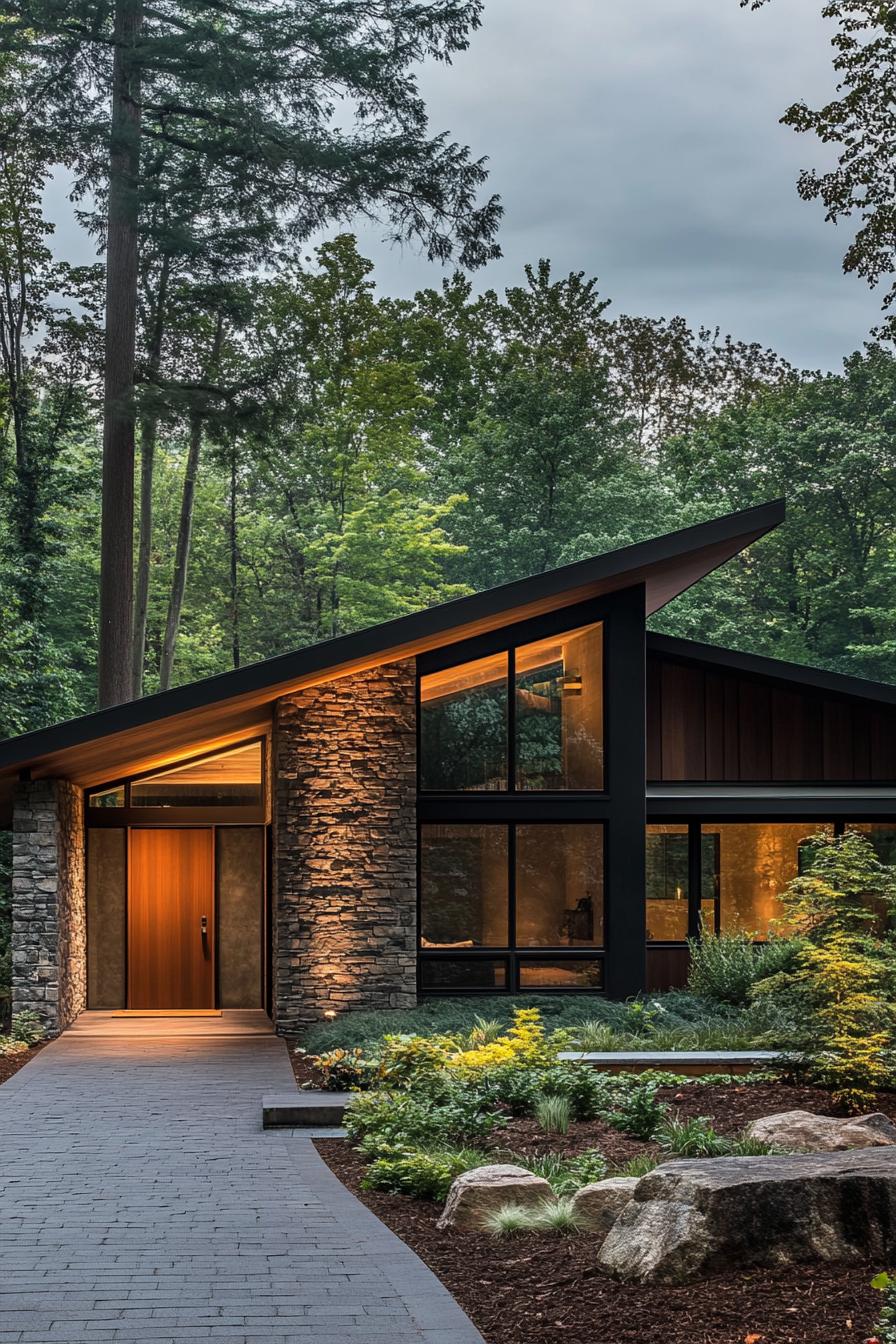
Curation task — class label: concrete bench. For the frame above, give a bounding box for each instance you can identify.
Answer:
[262,1091,353,1127]
[556,1050,784,1076]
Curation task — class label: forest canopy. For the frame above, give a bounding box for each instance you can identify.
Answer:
[2,227,896,744]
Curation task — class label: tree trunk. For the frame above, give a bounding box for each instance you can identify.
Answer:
[98,0,143,708]
[158,412,202,692]
[131,415,156,697]
[229,443,240,669]
[158,309,224,691]
[131,253,170,698]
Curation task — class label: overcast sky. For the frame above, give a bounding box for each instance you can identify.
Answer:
[45,0,881,371]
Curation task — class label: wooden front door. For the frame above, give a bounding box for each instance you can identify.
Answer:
[128,829,215,1009]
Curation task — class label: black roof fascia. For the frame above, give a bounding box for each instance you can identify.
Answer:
[0,499,785,771]
[646,631,896,708]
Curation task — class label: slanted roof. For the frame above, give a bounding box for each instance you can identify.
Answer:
[0,499,785,822]
[647,632,896,708]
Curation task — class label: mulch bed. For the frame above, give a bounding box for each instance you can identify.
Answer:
[290,1038,896,1341]
[317,1137,883,1344]
[0,1042,47,1087]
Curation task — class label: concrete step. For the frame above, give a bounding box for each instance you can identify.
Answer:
[557,1049,785,1076]
[262,1090,353,1127]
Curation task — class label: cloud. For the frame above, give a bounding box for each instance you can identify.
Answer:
[44,0,881,369]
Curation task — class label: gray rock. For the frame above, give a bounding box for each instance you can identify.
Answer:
[570,1177,638,1238]
[437,1164,554,1230]
[597,1149,896,1284]
[747,1109,896,1152]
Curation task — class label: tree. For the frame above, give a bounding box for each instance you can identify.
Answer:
[744,1,896,336]
[660,345,896,675]
[1,0,502,706]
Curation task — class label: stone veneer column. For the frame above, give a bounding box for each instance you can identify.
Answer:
[11,779,86,1034]
[273,658,417,1032]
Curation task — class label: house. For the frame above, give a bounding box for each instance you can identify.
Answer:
[2,498,896,1037]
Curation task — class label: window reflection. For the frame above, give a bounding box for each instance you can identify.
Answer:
[88,786,125,809]
[645,824,690,941]
[516,824,603,946]
[701,822,834,937]
[849,823,896,866]
[645,826,719,941]
[516,624,603,790]
[420,824,509,948]
[130,742,263,808]
[420,653,508,791]
[518,960,602,989]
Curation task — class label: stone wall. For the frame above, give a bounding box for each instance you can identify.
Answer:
[12,779,86,1034]
[273,659,417,1031]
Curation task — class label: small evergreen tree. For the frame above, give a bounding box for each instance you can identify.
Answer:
[754,829,896,1110]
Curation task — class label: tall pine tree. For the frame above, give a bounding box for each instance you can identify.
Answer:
[0,0,501,705]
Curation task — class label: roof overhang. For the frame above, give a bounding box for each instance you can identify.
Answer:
[0,499,785,822]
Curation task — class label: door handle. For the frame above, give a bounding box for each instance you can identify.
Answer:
[200,915,208,938]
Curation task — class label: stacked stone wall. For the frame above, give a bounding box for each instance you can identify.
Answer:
[273,659,417,1031]
[11,779,86,1033]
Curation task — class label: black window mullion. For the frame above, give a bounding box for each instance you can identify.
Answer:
[687,821,702,940]
[508,646,516,792]
[508,823,517,982]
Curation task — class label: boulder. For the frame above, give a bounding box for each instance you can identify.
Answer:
[570,1177,638,1238]
[597,1149,896,1284]
[437,1164,554,1230]
[746,1109,896,1152]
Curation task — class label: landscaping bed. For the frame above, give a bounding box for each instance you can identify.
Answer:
[0,1040,46,1086]
[317,1136,880,1344]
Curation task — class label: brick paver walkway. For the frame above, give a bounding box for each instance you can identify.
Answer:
[0,1032,483,1344]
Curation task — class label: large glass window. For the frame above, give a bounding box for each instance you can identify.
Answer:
[419,822,604,990]
[515,624,604,790]
[419,959,508,991]
[419,825,509,948]
[518,960,603,989]
[419,653,508,792]
[701,822,834,937]
[516,824,603,946]
[420,620,603,794]
[130,741,263,808]
[645,825,719,941]
[645,824,690,941]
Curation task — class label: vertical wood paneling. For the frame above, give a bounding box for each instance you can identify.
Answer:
[646,656,662,780]
[704,672,725,780]
[660,662,705,780]
[649,652,896,783]
[738,680,771,780]
[823,700,853,780]
[723,675,740,779]
[871,709,896,781]
[852,705,871,780]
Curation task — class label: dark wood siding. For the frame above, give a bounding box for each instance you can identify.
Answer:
[647,652,896,783]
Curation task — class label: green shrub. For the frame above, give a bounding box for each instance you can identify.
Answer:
[497,1148,606,1195]
[344,1084,499,1159]
[362,1146,487,1201]
[753,830,896,1110]
[0,1036,28,1057]
[301,995,609,1053]
[657,1115,727,1158]
[480,1202,537,1236]
[687,930,799,1006]
[607,1081,668,1139]
[535,1093,571,1135]
[10,1010,44,1045]
[481,1196,587,1237]
[306,1046,372,1091]
[616,1153,659,1178]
